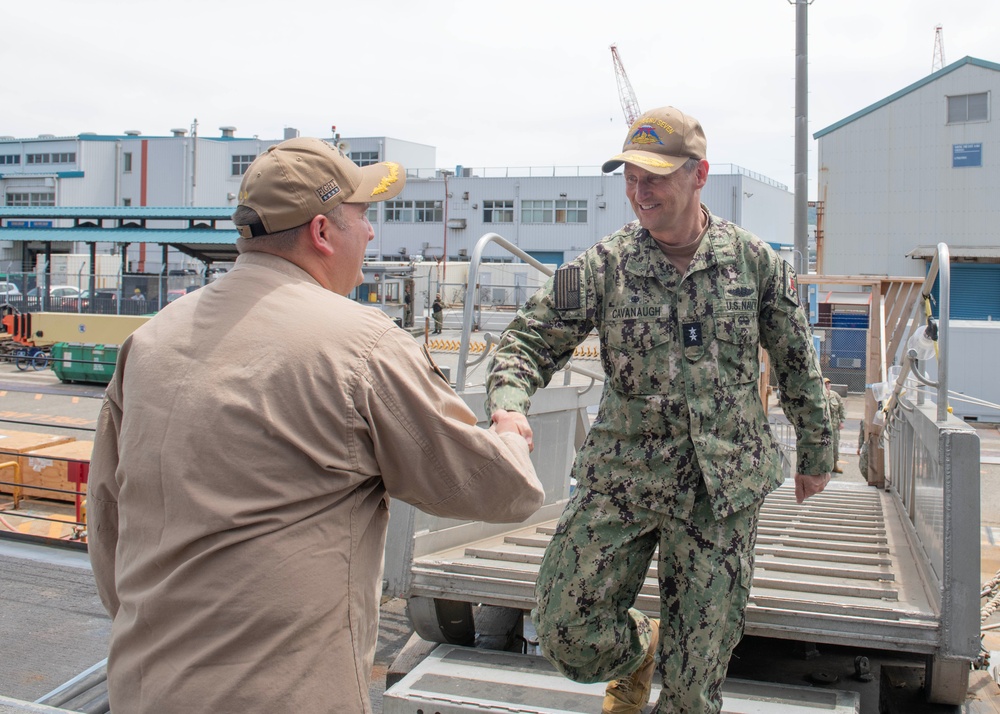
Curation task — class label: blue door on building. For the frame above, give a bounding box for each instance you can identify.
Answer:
[929,263,1000,320]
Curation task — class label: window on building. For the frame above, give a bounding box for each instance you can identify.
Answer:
[521,200,553,223]
[384,200,443,223]
[122,198,132,207]
[384,200,413,222]
[0,155,21,165]
[25,153,75,164]
[123,152,133,172]
[556,200,587,223]
[5,192,55,206]
[350,151,379,167]
[947,93,989,123]
[365,205,378,223]
[231,154,257,176]
[521,199,588,223]
[483,200,514,223]
[414,200,443,223]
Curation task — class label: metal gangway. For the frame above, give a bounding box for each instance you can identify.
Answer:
[385,235,982,707]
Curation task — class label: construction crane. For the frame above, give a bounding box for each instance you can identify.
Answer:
[610,44,641,126]
[932,25,946,72]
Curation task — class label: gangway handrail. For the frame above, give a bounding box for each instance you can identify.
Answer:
[455,233,555,391]
[879,242,981,702]
[883,242,950,423]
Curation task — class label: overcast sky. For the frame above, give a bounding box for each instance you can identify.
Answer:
[3,0,997,199]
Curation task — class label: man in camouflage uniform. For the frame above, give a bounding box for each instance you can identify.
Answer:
[825,378,846,473]
[857,420,870,479]
[486,106,833,714]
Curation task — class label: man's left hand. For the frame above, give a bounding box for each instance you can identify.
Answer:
[794,472,831,504]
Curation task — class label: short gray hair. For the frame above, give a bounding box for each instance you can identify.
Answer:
[234,204,348,254]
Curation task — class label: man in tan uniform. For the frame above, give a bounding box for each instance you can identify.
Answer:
[88,138,543,714]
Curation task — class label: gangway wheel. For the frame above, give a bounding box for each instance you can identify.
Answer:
[407,596,476,646]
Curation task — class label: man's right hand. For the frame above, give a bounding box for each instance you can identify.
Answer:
[490,409,534,452]
[794,472,831,503]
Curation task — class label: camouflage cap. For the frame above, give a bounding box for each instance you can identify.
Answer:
[602,106,707,176]
[235,137,405,239]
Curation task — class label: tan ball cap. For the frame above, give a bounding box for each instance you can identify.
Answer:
[602,106,707,175]
[235,137,405,239]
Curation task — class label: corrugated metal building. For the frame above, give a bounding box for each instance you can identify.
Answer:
[814,56,1000,319]
[815,56,1000,419]
[0,126,792,274]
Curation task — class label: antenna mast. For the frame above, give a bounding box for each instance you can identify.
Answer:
[610,44,641,126]
[932,25,946,72]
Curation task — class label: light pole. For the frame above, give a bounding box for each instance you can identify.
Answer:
[788,0,814,300]
[439,170,454,284]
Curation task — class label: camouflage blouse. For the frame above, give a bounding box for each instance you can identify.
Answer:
[486,209,833,520]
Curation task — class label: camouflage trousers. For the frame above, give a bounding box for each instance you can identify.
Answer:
[533,486,760,714]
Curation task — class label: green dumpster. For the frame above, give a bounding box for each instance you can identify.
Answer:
[51,342,119,385]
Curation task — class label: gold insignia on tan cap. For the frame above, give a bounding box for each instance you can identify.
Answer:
[602,106,706,176]
[617,154,675,169]
[371,162,401,196]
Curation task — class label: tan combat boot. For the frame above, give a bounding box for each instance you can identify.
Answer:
[602,619,659,714]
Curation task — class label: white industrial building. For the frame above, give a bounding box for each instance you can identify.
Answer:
[814,55,1000,321]
[0,127,792,276]
[815,55,1000,420]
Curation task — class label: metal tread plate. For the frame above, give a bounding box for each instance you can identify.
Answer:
[384,644,860,713]
[409,480,941,654]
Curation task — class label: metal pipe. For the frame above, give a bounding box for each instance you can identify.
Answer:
[936,242,950,421]
[456,233,553,390]
[36,658,107,707]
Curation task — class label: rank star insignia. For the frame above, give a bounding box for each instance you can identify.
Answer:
[682,321,703,347]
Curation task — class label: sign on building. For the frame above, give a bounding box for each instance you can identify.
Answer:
[952,143,983,168]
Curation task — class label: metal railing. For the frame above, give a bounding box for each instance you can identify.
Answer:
[455,234,555,390]
[879,243,981,703]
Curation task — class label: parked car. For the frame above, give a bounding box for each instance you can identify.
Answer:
[80,289,118,314]
[26,285,82,310]
[0,281,21,297]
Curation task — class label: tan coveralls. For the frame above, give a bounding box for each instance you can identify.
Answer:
[88,251,543,714]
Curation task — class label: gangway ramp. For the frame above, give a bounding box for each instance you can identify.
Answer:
[385,643,861,713]
[407,480,940,655]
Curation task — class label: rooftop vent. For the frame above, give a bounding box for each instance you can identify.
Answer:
[124,130,141,136]
[0,136,15,141]
[38,134,55,139]
[284,127,300,140]
[219,126,237,138]
[170,128,187,137]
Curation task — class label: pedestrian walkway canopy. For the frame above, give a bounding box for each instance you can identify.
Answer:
[0,206,239,264]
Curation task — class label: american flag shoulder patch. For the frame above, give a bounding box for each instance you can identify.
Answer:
[554,266,581,310]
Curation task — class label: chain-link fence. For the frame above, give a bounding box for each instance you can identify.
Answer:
[813,325,868,393]
[0,271,214,316]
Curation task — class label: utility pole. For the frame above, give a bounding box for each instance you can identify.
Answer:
[440,170,454,283]
[789,0,813,291]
